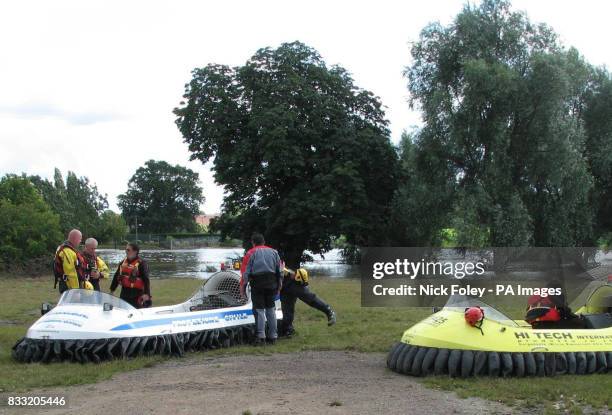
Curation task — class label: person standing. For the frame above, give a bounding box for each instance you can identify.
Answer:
[278,267,336,337]
[53,229,86,293]
[81,238,110,291]
[240,233,281,345]
[110,243,151,308]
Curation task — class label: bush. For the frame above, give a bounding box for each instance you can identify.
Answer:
[0,176,62,271]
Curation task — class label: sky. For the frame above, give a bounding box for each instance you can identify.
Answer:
[1,0,611,214]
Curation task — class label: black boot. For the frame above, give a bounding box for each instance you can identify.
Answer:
[253,338,266,347]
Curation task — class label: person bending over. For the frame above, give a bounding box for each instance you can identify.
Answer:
[278,267,336,337]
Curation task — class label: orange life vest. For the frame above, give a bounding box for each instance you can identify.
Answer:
[119,258,144,290]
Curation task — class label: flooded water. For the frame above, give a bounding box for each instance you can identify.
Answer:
[97,248,358,280]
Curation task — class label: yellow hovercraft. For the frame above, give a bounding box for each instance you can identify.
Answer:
[387,279,612,377]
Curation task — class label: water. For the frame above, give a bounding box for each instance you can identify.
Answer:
[96,248,358,280]
[95,248,612,281]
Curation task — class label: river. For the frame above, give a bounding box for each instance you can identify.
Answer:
[97,248,359,279]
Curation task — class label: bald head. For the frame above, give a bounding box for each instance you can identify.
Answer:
[67,229,82,247]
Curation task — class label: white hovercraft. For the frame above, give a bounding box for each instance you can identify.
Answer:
[13,271,282,363]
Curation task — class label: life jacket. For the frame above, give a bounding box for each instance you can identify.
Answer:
[81,251,98,277]
[526,295,561,324]
[119,257,145,290]
[53,242,86,288]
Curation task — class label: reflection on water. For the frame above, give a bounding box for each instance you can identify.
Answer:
[97,248,358,280]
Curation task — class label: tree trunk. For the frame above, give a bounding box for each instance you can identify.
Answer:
[284,249,303,270]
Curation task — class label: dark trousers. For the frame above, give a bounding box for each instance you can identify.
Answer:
[249,273,279,309]
[279,279,330,334]
[90,278,101,291]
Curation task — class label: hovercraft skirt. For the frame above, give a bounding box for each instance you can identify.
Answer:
[12,324,256,363]
[387,343,612,377]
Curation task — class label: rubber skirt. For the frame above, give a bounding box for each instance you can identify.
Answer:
[387,343,612,377]
[13,324,255,363]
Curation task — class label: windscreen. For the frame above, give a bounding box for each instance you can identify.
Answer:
[58,289,135,310]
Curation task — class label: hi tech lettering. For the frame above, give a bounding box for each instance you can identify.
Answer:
[514,332,573,340]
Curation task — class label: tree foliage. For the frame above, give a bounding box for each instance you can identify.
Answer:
[0,175,62,268]
[118,160,205,233]
[175,41,398,266]
[96,210,128,243]
[398,0,604,247]
[29,168,109,237]
[584,70,612,239]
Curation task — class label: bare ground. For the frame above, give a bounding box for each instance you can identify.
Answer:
[2,351,515,415]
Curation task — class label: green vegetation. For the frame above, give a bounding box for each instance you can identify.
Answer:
[1,276,610,413]
[0,176,62,271]
[391,0,612,248]
[174,41,398,267]
[172,0,612,264]
[28,168,112,238]
[118,160,205,234]
[423,375,612,412]
[0,171,128,272]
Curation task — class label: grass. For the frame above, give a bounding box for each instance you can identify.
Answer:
[422,375,612,412]
[0,276,610,413]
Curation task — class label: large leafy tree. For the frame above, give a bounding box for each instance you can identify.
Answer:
[29,168,108,236]
[175,41,398,267]
[118,160,205,233]
[389,131,455,246]
[584,70,612,241]
[0,175,62,268]
[401,0,597,247]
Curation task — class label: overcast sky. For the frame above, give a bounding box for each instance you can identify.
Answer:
[1,0,610,214]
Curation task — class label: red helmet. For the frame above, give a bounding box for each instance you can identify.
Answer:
[464,306,485,327]
[607,274,612,284]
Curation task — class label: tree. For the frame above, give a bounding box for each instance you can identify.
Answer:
[584,70,612,241]
[0,175,62,268]
[174,42,398,267]
[29,168,108,236]
[400,0,596,247]
[118,160,205,233]
[96,210,128,243]
[389,131,455,246]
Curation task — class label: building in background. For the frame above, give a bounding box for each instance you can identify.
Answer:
[195,213,220,229]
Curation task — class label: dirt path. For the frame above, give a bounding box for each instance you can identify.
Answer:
[3,351,515,415]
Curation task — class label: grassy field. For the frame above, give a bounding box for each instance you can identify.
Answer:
[0,276,610,413]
